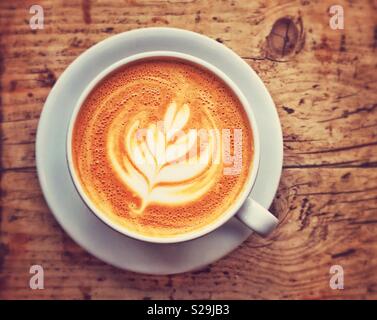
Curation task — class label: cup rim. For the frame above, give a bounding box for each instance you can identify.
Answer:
[66,50,261,244]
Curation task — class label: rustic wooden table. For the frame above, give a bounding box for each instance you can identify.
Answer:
[1,0,376,300]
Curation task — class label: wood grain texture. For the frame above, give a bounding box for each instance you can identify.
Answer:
[0,0,376,299]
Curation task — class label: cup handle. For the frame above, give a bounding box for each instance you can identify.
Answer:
[236,197,278,236]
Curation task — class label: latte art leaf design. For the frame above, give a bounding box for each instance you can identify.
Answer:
[107,101,221,214]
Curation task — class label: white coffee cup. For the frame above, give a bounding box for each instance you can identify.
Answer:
[66,51,279,243]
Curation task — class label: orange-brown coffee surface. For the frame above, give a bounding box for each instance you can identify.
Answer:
[72,59,253,237]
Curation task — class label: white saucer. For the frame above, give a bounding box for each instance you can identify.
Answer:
[36,28,283,275]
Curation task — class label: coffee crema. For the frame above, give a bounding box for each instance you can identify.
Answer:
[72,59,254,237]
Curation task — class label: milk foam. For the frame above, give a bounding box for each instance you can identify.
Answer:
[108,100,221,213]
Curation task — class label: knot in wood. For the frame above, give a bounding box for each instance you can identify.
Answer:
[267,17,300,58]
